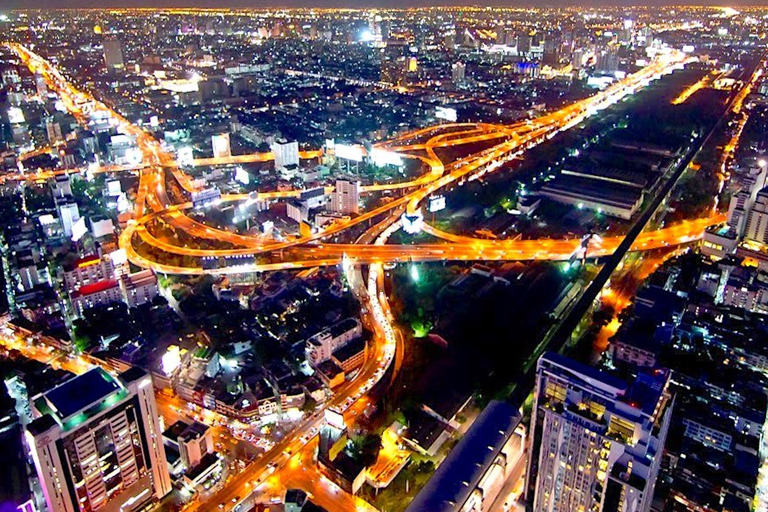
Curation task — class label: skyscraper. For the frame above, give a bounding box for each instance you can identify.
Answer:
[103,38,124,70]
[25,367,171,512]
[526,353,673,512]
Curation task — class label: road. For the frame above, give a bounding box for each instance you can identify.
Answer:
[5,42,707,512]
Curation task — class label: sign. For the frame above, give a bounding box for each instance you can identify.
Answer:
[370,148,403,167]
[7,107,25,124]
[428,195,446,213]
[435,106,458,122]
[235,167,250,185]
[335,144,364,162]
[325,409,345,430]
[71,217,88,242]
[192,187,222,209]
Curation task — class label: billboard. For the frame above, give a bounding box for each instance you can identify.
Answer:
[211,133,231,159]
[7,107,25,124]
[325,409,345,430]
[370,148,404,167]
[177,146,194,166]
[71,217,88,242]
[435,106,458,122]
[106,179,122,196]
[428,195,446,213]
[335,143,364,162]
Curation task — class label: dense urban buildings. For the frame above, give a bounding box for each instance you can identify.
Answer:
[0,4,765,512]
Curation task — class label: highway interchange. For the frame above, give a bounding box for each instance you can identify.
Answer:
[5,42,726,511]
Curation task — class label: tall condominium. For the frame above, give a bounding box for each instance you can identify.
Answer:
[25,367,171,512]
[526,353,673,512]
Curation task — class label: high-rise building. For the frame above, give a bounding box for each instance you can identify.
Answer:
[271,139,300,171]
[745,187,768,244]
[330,179,360,214]
[526,353,673,512]
[25,367,171,512]
[102,37,124,70]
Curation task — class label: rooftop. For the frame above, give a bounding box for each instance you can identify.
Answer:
[37,367,124,421]
[406,400,521,512]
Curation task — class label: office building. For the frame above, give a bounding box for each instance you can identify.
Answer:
[526,353,673,512]
[53,174,73,199]
[70,279,122,315]
[103,38,124,70]
[46,121,63,144]
[26,367,172,512]
[305,318,362,367]
[63,255,117,292]
[271,139,300,171]
[329,179,360,215]
[745,187,768,245]
[162,420,214,470]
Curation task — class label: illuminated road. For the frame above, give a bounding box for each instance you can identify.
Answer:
[6,43,707,512]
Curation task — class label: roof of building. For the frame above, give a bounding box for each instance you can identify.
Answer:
[332,337,366,362]
[64,254,101,272]
[406,400,522,512]
[541,175,643,209]
[164,419,210,443]
[38,367,123,420]
[72,279,119,298]
[122,270,157,289]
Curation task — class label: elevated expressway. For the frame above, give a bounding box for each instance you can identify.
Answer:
[8,43,721,512]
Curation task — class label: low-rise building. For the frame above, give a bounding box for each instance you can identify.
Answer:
[69,279,122,315]
[120,269,160,308]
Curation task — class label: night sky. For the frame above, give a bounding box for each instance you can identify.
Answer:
[1,0,764,9]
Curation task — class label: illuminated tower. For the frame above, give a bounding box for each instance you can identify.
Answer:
[526,353,672,512]
[26,368,171,512]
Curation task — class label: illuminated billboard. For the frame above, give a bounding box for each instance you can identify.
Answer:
[335,144,364,162]
[177,146,194,166]
[7,107,25,124]
[71,217,88,242]
[435,106,458,122]
[370,148,403,167]
[428,195,446,213]
[211,133,231,159]
[235,167,250,185]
